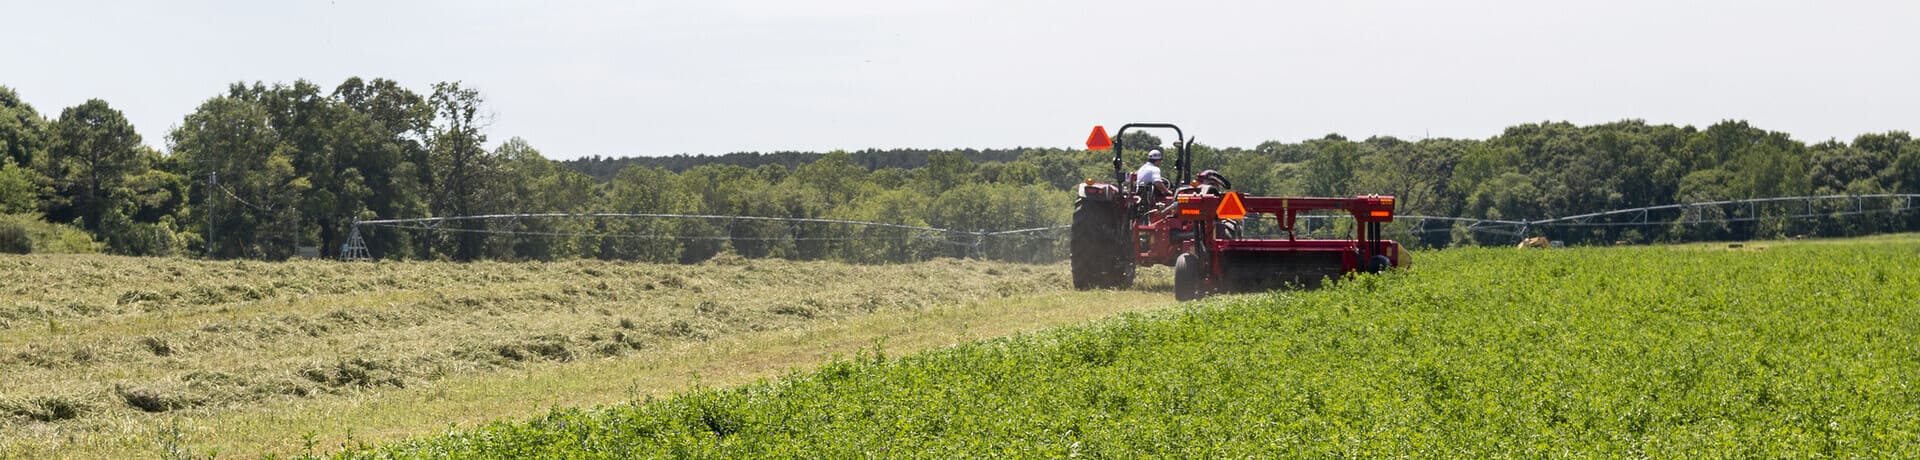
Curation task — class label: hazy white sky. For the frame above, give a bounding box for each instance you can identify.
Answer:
[5,0,1916,159]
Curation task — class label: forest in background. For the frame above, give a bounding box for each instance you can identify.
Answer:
[2,78,1917,262]
[561,148,1027,178]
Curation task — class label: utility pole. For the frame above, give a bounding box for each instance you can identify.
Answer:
[208,171,216,257]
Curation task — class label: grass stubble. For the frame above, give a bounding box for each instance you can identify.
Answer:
[0,253,1173,458]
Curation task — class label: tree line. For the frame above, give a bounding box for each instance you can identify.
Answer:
[562,148,1027,179]
[1206,121,1919,247]
[3,79,1916,262]
[0,80,1073,261]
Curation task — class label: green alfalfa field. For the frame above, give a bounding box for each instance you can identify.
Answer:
[321,235,1919,458]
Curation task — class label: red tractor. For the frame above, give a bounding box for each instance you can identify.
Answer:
[1070,123,1407,300]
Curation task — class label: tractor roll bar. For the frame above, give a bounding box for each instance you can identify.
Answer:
[1111,123,1188,187]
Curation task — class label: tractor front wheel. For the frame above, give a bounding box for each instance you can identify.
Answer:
[1174,253,1202,301]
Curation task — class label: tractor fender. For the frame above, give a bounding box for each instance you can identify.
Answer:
[1075,182,1121,202]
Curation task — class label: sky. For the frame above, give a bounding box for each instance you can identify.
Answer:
[5,0,1917,160]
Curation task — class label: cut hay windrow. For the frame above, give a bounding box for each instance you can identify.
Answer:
[0,254,1076,457]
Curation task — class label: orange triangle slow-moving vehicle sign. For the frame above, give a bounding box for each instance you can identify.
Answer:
[1086,125,1113,151]
[1216,191,1247,220]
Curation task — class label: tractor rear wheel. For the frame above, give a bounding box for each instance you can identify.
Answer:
[1071,199,1128,289]
[1174,253,1202,301]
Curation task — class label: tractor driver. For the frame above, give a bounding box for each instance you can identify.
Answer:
[1135,149,1172,199]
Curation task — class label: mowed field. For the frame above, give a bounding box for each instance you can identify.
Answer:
[325,236,1919,458]
[6,236,1919,458]
[0,254,1176,458]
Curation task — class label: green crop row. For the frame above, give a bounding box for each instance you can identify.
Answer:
[329,239,1920,458]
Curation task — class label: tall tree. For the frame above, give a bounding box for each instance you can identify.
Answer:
[0,86,51,171]
[427,81,491,260]
[170,96,307,258]
[42,99,145,232]
[1896,140,1920,194]
[1302,138,1359,197]
[333,77,433,259]
[0,87,53,215]
[1853,131,1912,192]
[787,151,865,204]
[484,137,596,260]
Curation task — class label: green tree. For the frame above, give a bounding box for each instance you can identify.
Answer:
[41,99,145,233]
[674,164,764,261]
[1215,146,1280,196]
[1353,137,1468,247]
[0,87,54,217]
[103,151,191,256]
[0,86,51,172]
[1895,140,1920,193]
[1302,138,1358,196]
[170,96,308,258]
[925,183,1065,261]
[427,81,493,260]
[826,188,935,263]
[1117,131,1163,152]
[994,161,1044,186]
[1895,141,1920,231]
[868,167,909,189]
[598,165,690,263]
[1356,137,1460,214]
[918,151,974,193]
[1017,148,1102,190]
[477,137,597,260]
[225,81,344,254]
[787,151,866,204]
[1853,131,1912,192]
[1808,142,1882,194]
[332,77,434,259]
[0,158,46,214]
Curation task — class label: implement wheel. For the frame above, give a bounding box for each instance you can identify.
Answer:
[1071,199,1131,289]
[1369,255,1393,274]
[1174,253,1202,301]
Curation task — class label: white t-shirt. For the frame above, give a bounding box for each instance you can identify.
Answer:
[1134,162,1163,187]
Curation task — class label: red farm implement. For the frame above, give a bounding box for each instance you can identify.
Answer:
[1071,123,1408,300]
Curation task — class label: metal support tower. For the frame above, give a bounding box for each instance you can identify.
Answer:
[341,221,372,261]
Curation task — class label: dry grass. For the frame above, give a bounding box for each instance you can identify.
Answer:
[0,254,1174,458]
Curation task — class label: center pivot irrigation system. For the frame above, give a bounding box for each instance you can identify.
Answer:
[1393,193,1920,238]
[340,213,1069,262]
[342,193,1919,264]
[339,121,1919,301]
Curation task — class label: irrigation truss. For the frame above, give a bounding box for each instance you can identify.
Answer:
[341,194,1919,260]
[341,213,1069,261]
[1385,193,1920,238]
